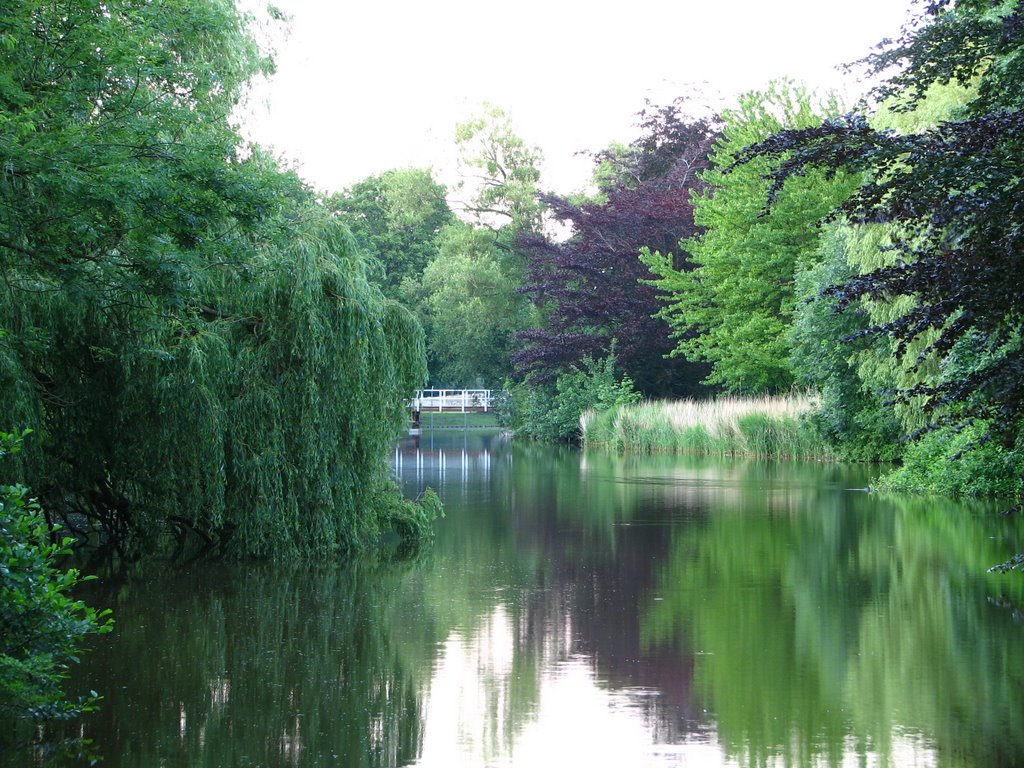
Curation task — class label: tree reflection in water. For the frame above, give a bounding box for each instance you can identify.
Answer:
[11,433,1023,767]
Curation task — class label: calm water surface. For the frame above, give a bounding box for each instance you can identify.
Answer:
[8,431,1024,767]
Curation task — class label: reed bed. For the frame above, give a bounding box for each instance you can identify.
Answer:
[581,394,832,460]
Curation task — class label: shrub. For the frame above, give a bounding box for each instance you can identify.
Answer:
[513,349,640,442]
[0,431,113,720]
[877,422,1024,498]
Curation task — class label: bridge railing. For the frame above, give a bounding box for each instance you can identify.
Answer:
[412,389,494,412]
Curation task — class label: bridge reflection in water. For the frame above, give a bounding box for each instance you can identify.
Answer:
[391,431,505,482]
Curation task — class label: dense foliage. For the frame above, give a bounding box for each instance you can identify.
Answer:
[0,432,113,720]
[736,0,1024,496]
[0,0,436,559]
[335,110,542,389]
[511,348,641,442]
[789,226,904,460]
[514,102,718,396]
[642,82,858,393]
[417,222,533,387]
[329,169,454,297]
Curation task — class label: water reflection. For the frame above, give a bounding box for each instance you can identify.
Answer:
[9,561,427,768]
[7,433,1023,767]
[392,432,1024,767]
[392,431,498,482]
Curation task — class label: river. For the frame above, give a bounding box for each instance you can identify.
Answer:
[8,430,1024,767]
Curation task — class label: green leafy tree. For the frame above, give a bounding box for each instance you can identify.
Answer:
[0,0,436,558]
[790,225,903,460]
[738,1,1024,502]
[329,168,453,297]
[584,140,643,202]
[790,81,977,462]
[454,104,544,234]
[642,81,857,393]
[419,222,533,387]
[399,105,543,387]
[0,431,113,720]
[0,0,274,299]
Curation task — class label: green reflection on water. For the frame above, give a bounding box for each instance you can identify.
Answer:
[15,560,430,768]
[643,483,1024,767]
[9,437,1023,768]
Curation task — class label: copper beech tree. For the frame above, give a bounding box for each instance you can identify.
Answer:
[514,103,718,396]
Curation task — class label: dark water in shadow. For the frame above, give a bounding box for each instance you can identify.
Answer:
[7,431,1024,767]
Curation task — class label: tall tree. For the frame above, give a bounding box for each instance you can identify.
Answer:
[642,82,858,393]
[417,222,533,387]
[737,0,1024,500]
[514,101,718,396]
[789,80,978,462]
[329,168,453,297]
[454,104,544,234]
[397,104,543,386]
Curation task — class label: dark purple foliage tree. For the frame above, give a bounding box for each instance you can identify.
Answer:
[513,103,719,396]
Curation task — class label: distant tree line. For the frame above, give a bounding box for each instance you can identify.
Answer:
[336,1,1023,498]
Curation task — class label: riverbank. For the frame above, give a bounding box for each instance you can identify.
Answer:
[413,411,502,430]
[580,394,833,460]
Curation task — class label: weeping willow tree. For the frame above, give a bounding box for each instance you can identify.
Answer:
[191,215,432,558]
[143,210,433,558]
[0,205,434,558]
[0,0,437,559]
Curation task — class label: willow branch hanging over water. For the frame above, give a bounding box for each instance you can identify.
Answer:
[1,208,435,558]
[132,215,433,558]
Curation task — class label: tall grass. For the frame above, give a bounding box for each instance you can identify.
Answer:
[581,394,832,460]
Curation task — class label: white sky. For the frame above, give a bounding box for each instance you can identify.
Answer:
[240,0,916,196]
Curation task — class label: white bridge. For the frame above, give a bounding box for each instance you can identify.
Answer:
[412,389,495,413]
